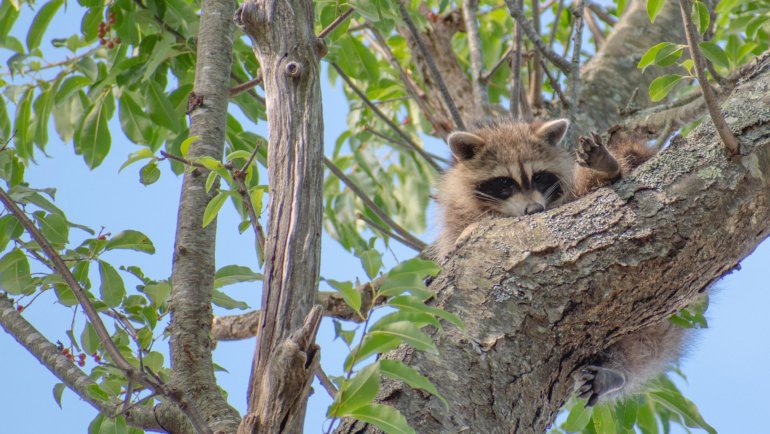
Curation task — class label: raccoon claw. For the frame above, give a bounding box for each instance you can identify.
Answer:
[576,132,619,177]
[573,365,626,407]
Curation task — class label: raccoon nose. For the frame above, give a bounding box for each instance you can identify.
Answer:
[525,203,545,215]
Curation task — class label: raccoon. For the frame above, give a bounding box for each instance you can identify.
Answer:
[434,118,683,406]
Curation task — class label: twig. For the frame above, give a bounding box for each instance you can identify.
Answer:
[510,0,523,119]
[397,0,466,130]
[504,0,573,74]
[331,63,442,172]
[315,366,338,398]
[357,212,423,252]
[482,47,513,82]
[541,60,568,106]
[584,9,605,49]
[231,143,267,266]
[528,0,544,109]
[318,8,354,38]
[587,1,617,26]
[323,157,428,252]
[364,128,450,164]
[568,0,585,135]
[679,0,739,155]
[159,150,205,169]
[229,71,263,97]
[548,0,567,50]
[619,87,640,116]
[366,27,447,138]
[462,0,490,117]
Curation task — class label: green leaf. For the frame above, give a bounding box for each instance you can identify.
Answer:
[212,289,249,310]
[387,295,464,330]
[747,16,770,40]
[202,190,229,228]
[647,0,666,23]
[119,148,155,172]
[54,284,78,306]
[146,82,182,133]
[327,278,362,316]
[349,403,416,434]
[14,88,33,159]
[648,74,685,102]
[638,42,671,70]
[86,384,110,402]
[53,382,66,408]
[37,212,69,246]
[99,416,128,434]
[27,0,64,51]
[76,94,111,169]
[692,1,709,35]
[331,363,380,416]
[98,260,126,308]
[649,388,716,433]
[637,399,659,434]
[562,400,592,431]
[118,92,153,145]
[699,41,730,69]
[55,76,91,105]
[347,321,437,370]
[81,321,100,354]
[214,264,262,288]
[344,331,401,371]
[0,249,35,295]
[105,230,155,254]
[359,248,382,279]
[369,310,440,331]
[139,161,161,185]
[333,319,357,346]
[143,352,164,373]
[592,404,617,434]
[349,0,380,21]
[179,135,200,157]
[379,359,447,407]
[143,281,171,308]
[378,272,429,299]
[390,258,441,277]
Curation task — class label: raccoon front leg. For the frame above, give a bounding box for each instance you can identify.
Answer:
[573,321,687,406]
[575,132,620,180]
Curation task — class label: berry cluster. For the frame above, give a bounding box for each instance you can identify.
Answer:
[59,347,102,367]
[97,11,121,49]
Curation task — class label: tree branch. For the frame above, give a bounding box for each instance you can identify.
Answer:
[510,0,524,119]
[504,0,573,74]
[168,0,241,432]
[462,0,490,117]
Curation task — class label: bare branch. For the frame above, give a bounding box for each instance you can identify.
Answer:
[232,142,267,265]
[504,0,573,74]
[528,0,544,109]
[324,156,428,252]
[511,1,524,119]
[364,127,450,165]
[318,8,354,38]
[679,0,739,155]
[316,366,338,398]
[229,71,263,98]
[397,0,466,130]
[587,0,617,26]
[462,0,490,116]
[548,0,567,49]
[331,62,442,172]
[584,9,606,49]
[541,60,569,106]
[568,0,585,143]
[357,212,424,252]
[482,46,513,82]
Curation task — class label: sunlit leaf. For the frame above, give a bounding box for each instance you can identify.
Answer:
[647,0,666,23]
[98,260,126,308]
[349,403,416,434]
[648,74,686,102]
[202,190,229,228]
[105,230,155,254]
[27,0,64,51]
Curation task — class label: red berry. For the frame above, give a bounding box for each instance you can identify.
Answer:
[402,116,411,125]
[107,41,115,49]
[79,353,86,360]
[100,38,107,45]
[427,12,438,22]
[77,360,86,367]
[97,235,107,240]
[16,305,23,312]
[114,37,121,44]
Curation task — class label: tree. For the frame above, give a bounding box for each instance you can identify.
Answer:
[0,0,768,433]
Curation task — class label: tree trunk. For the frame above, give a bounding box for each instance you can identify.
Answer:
[236,0,325,432]
[336,53,770,434]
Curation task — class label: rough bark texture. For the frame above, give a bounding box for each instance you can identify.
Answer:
[236,0,325,432]
[336,54,770,434]
[168,0,241,432]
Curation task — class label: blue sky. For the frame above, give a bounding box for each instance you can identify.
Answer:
[1,2,769,434]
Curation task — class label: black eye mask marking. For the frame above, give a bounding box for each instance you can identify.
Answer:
[532,171,563,202]
[475,177,520,201]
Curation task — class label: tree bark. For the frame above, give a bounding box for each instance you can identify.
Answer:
[236,0,325,432]
[168,0,241,432]
[336,53,770,434]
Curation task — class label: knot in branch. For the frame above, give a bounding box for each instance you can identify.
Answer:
[285,61,303,78]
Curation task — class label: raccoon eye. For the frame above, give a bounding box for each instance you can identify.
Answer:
[476,177,520,201]
[532,171,563,201]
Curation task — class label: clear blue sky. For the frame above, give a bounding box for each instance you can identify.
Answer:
[1,3,769,434]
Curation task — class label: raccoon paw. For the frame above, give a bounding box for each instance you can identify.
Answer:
[573,365,626,407]
[576,132,619,177]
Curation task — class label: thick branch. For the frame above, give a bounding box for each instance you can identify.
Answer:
[462,0,490,117]
[168,0,241,432]
[504,0,573,74]
[336,54,770,434]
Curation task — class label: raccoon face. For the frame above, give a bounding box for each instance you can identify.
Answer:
[473,170,564,217]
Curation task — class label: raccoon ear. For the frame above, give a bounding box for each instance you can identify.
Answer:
[448,131,485,160]
[534,119,570,147]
